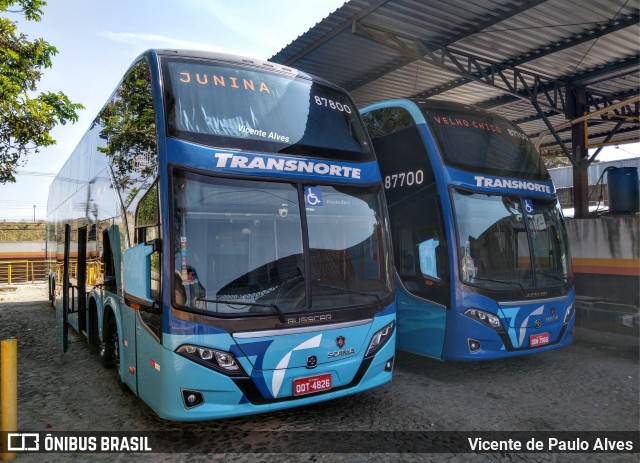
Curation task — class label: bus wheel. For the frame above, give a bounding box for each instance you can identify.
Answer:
[100,315,116,368]
[100,314,127,390]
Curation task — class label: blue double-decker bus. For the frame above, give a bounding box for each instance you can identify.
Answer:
[46,49,395,420]
[361,99,574,361]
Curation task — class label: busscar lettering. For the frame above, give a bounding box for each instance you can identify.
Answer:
[286,314,333,325]
[215,153,361,179]
[178,71,270,93]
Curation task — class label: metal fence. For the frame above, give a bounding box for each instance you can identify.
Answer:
[53,260,102,286]
[0,260,47,285]
[0,259,103,286]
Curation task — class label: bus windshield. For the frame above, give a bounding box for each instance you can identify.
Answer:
[172,170,392,316]
[452,189,571,291]
[422,106,549,180]
[162,57,373,161]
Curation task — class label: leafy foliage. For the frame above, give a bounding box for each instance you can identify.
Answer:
[0,0,83,183]
[540,150,576,169]
[135,183,158,227]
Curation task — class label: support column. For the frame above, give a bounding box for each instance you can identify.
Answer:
[569,86,590,218]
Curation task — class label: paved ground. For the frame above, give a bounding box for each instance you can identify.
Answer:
[0,283,638,462]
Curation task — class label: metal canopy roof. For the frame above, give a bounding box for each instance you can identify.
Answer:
[270,0,640,159]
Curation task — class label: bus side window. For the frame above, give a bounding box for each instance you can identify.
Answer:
[100,226,116,291]
[135,183,161,302]
[135,183,159,244]
[417,232,440,280]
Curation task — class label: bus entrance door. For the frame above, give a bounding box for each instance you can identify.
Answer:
[122,242,161,396]
[396,283,446,359]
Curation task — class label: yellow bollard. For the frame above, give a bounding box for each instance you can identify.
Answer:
[1,338,17,461]
[6,265,10,286]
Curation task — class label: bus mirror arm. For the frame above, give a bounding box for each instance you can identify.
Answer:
[146,238,161,252]
[124,292,162,314]
[142,301,162,315]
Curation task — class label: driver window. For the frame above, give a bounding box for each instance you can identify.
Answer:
[418,232,440,280]
[392,184,448,306]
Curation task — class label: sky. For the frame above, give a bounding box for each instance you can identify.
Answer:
[0,0,347,221]
[1,0,638,221]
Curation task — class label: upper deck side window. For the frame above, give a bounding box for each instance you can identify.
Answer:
[95,59,159,207]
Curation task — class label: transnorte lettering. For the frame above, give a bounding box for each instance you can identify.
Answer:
[214,153,361,179]
[474,175,552,194]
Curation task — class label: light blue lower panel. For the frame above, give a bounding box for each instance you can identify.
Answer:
[136,314,396,421]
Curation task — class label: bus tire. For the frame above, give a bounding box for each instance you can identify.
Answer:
[100,311,116,369]
[100,310,127,390]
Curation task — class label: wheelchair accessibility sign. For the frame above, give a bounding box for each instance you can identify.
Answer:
[523,199,535,214]
[305,187,323,207]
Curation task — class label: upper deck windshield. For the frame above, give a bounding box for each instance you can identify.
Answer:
[453,189,571,292]
[162,57,373,161]
[172,170,393,317]
[421,105,549,180]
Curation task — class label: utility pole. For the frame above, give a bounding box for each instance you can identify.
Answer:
[33,205,36,223]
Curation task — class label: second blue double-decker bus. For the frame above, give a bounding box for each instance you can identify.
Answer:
[361,99,574,361]
[47,49,395,420]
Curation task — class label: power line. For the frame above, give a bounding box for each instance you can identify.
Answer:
[15,170,57,177]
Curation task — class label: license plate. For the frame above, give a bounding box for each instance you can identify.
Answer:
[530,333,550,347]
[293,373,332,397]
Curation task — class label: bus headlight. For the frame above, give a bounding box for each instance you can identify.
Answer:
[365,321,395,358]
[564,302,575,324]
[176,344,246,377]
[464,308,503,331]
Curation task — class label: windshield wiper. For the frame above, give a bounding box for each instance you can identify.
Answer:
[194,298,285,323]
[311,281,382,307]
[469,277,524,290]
[536,270,569,284]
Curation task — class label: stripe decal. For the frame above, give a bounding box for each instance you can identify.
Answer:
[572,258,640,276]
[271,334,322,398]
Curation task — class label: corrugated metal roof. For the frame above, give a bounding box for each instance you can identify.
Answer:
[271,0,640,155]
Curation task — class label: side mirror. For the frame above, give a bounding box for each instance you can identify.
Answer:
[146,237,161,252]
[123,243,160,313]
[418,239,441,282]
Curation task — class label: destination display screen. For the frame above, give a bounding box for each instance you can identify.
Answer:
[162,57,373,162]
[422,105,549,180]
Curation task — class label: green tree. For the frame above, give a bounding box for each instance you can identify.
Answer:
[0,0,83,183]
[540,149,580,169]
